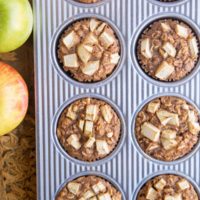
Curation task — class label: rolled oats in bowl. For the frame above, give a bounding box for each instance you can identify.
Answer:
[57,18,121,83]
[55,96,124,163]
[137,19,199,82]
[133,95,200,162]
[136,174,199,200]
[55,175,122,200]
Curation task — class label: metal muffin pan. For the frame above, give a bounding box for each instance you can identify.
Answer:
[50,13,126,89]
[34,0,200,199]
[130,92,200,165]
[130,12,200,87]
[52,93,126,166]
[147,0,189,7]
[54,171,127,200]
[65,0,111,8]
[132,170,200,200]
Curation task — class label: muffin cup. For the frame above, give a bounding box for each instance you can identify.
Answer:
[64,0,110,8]
[130,92,200,165]
[132,170,200,200]
[50,13,126,88]
[54,171,127,200]
[52,93,126,166]
[130,12,200,87]
[147,0,189,6]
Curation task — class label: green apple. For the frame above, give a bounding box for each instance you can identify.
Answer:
[0,62,29,136]
[0,0,33,53]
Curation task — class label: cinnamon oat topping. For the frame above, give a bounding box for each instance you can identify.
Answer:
[137,19,199,82]
[137,175,198,200]
[135,96,200,161]
[56,176,122,200]
[57,18,120,82]
[56,98,121,162]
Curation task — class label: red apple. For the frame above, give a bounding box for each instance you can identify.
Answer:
[0,62,28,136]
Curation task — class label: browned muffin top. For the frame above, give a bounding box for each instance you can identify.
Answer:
[58,18,120,83]
[137,19,199,82]
[137,175,198,200]
[56,175,122,200]
[57,98,121,162]
[135,96,200,161]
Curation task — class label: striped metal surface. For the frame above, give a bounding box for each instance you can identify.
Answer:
[33,0,200,199]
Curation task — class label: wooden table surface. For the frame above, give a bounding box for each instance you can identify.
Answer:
[0,34,36,200]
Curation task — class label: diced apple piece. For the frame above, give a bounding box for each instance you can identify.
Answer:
[90,197,98,200]
[189,37,199,58]
[141,122,160,142]
[83,190,95,199]
[84,32,98,45]
[107,132,113,138]
[66,107,77,120]
[84,44,93,53]
[188,110,196,122]
[78,120,85,131]
[147,102,160,114]
[146,187,158,200]
[164,194,182,200]
[92,182,106,194]
[182,104,189,110]
[161,138,178,150]
[77,44,92,64]
[155,61,174,80]
[98,192,112,200]
[188,121,200,135]
[84,137,96,148]
[161,23,171,32]
[67,182,81,195]
[78,198,85,200]
[141,38,153,59]
[64,54,79,68]
[156,109,179,126]
[110,53,120,64]
[96,23,107,35]
[84,121,94,137]
[176,24,189,39]
[162,42,177,57]
[154,178,167,190]
[82,60,100,76]
[99,31,115,49]
[86,104,99,121]
[63,31,79,49]
[161,129,177,139]
[90,19,100,32]
[177,179,190,190]
[67,134,81,150]
[159,48,168,59]
[100,105,113,123]
[96,140,110,155]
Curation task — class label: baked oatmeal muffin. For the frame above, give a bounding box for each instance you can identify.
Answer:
[56,98,121,162]
[134,96,200,161]
[56,175,122,200]
[76,0,101,3]
[137,19,199,82]
[137,174,198,200]
[57,18,121,83]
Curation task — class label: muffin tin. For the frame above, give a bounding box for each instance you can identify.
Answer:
[54,171,127,199]
[130,92,200,165]
[50,13,126,88]
[52,93,126,166]
[34,0,200,199]
[148,0,189,6]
